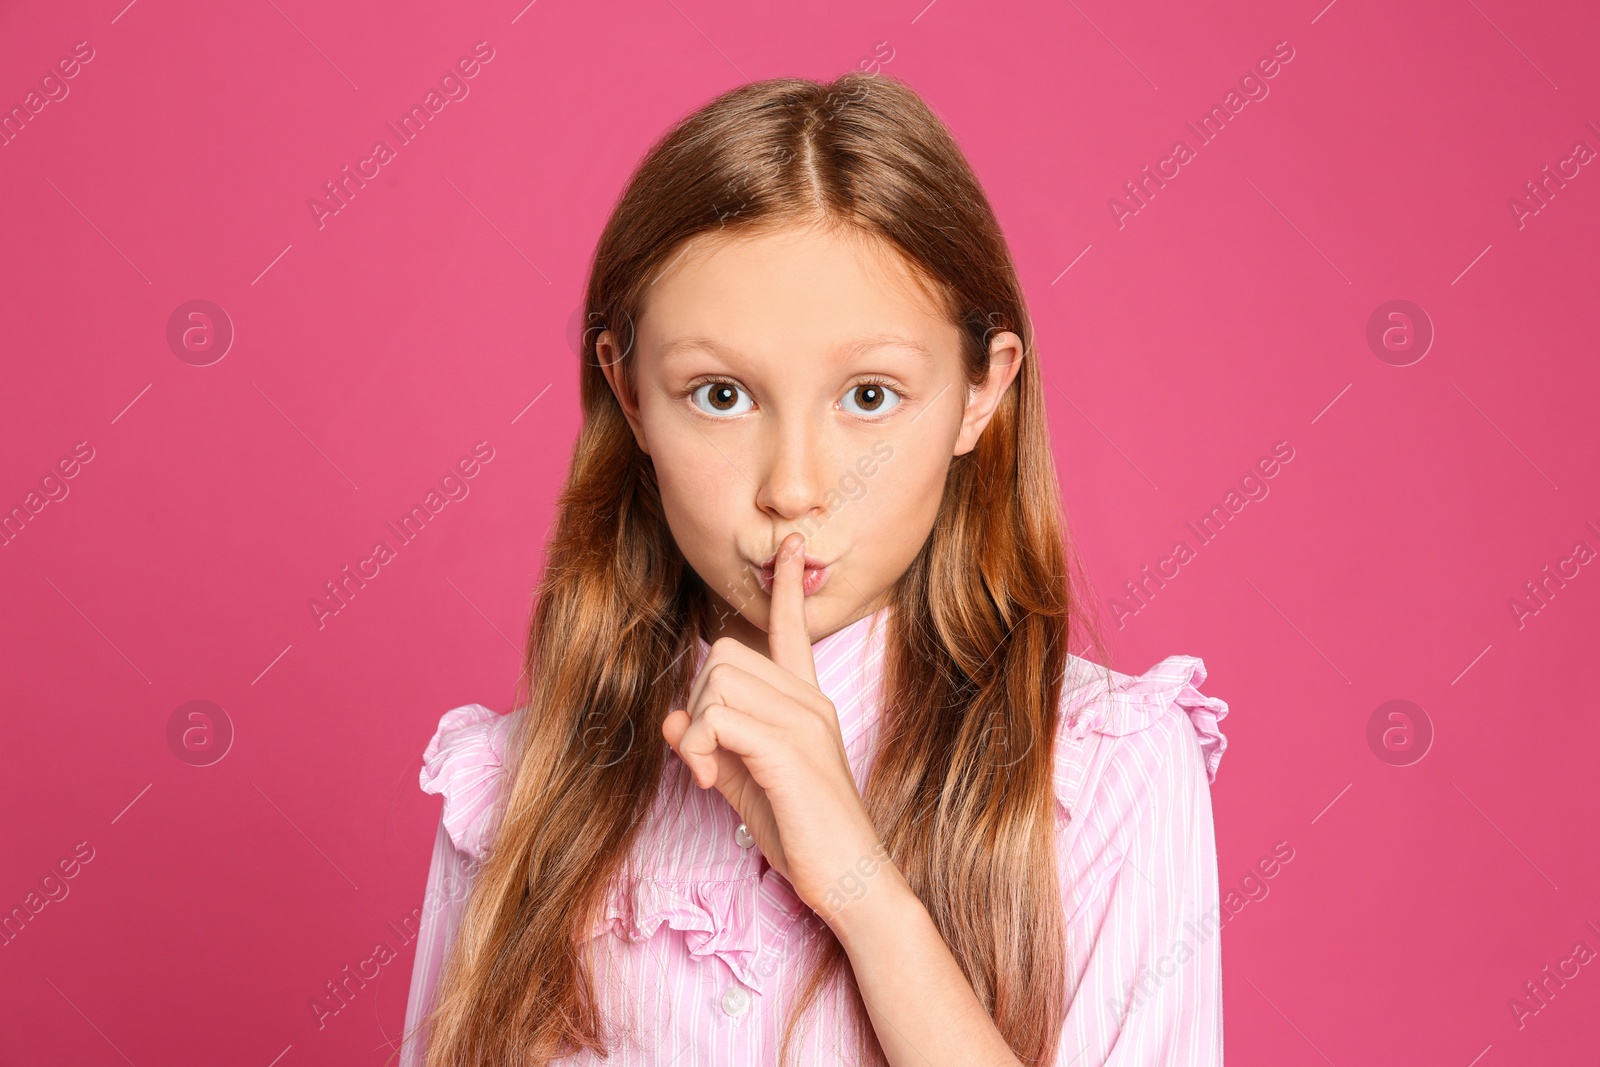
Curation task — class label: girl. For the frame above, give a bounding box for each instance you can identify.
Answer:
[398,72,1228,1067]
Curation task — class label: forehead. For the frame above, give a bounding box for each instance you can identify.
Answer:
[658,331,934,365]
[637,223,962,365]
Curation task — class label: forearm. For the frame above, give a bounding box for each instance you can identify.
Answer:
[827,863,1023,1067]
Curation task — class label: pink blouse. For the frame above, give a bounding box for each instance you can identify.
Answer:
[399,607,1229,1066]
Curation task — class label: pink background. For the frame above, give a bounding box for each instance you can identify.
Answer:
[2,0,1597,1063]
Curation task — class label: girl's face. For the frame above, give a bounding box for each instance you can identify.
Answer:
[598,222,1023,652]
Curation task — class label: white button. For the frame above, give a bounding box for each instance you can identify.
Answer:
[721,985,751,1017]
[734,823,755,848]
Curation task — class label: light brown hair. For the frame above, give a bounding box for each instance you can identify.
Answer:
[410,70,1109,1067]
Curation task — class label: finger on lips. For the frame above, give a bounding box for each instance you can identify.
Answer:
[768,532,819,688]
[683,532,818,717]
[668,532,821,778]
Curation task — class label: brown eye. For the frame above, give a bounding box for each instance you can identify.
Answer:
[842,381,901,417]
[691,381,753,416]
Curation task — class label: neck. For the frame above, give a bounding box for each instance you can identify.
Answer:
[697,595,772,657]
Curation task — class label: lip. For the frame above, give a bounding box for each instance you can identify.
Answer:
[755,551,830,571]
[752,552,832,598]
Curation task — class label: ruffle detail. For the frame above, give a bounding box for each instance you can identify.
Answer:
[1054,655,1230,818]
[584,873,777,992]
[419,703,515,861]
[1095,655,1228,782]
[1168,658,1229,784]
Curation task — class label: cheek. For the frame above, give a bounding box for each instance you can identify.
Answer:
[837,440,948,558]
[651,437,741,551]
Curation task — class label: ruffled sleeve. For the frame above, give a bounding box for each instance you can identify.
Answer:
[1093,656,1228,782]
[401,704,515,1067]
[419,703,516,862]
[1049,656,1228,1064]
[1053,655,1229,822]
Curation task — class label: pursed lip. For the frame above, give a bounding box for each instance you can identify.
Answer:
[749,551,834,597]
[754,551,831,572]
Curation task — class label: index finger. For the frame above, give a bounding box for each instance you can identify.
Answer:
[767,531,818,688]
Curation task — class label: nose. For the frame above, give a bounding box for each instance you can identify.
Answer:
[754,416,828,524]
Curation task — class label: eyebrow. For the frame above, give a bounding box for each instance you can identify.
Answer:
[658,333,933,361]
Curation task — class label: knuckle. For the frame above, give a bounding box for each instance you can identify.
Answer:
[705,661,734,688]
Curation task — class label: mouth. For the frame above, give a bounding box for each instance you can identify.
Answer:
[752,552,832,598]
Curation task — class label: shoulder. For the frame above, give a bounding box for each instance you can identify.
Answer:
[1051,653,1229,824]
[419,703,519,861]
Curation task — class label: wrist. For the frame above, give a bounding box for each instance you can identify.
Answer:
[817,855,922,950]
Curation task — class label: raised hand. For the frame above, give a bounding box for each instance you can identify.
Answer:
[660,532,888,920]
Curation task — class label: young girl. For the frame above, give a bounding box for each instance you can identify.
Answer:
[398,72,1228,1067]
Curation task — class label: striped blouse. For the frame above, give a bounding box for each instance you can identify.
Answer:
[399,607,1229,1065]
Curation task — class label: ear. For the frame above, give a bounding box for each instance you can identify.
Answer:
[596,329,650,455]
[952,330,1025,457]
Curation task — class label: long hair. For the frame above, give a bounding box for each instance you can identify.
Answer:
[414,71,1110,1067]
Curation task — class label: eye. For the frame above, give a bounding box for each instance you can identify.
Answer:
[690,380,754,417]
[841,380,901,417]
